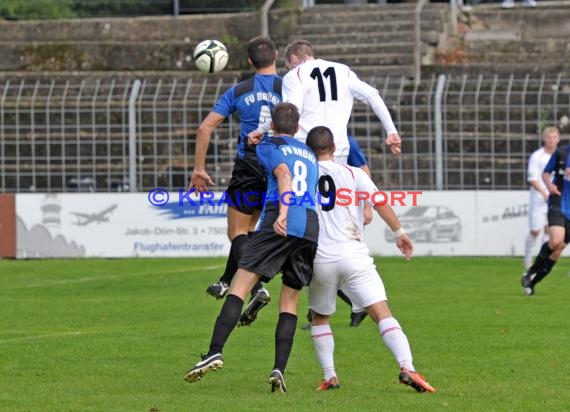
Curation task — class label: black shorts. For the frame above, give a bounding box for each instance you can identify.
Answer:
[239,231,317,290]
[226,157,266,215]
[547,207,570,243]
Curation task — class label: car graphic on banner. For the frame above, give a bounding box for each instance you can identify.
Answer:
[384,205,462,243]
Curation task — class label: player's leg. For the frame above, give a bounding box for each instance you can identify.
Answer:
[524,229,541,270]
[270,238,317,393]
[185,268,260,382]
[239,232,293,326]
[309,261,341,389]
[524,201,546,270]
[523,209,566,294]
[207,163,266,298]
[269,285,301,394]
[342,257,435,393]
[206,207,252,298]
[311,312,340,390]
[365,300,435,393]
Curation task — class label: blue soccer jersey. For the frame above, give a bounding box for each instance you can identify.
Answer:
[347,135,367,168]
[543,144,570,219]
[256,136,319,242]
[212,74,282,160]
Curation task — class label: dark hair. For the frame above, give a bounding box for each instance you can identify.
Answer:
[247,36,277,69]
[272,103,299,136]
[306,126,334,156]
[284,40,314,64]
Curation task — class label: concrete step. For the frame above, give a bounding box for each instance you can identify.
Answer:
[464,6,570,40]
[301,3,448,13]
[0,13,258,42]
[463,50,570,64]
[296,20,442,35]
[0,41,248,72]
[299,8,445,24]
[289,31,414,44]
[294,30,438,45]
[315,52,414,66]
[465,39,570,53]
[349,65,415,78]
[312,42,415,55]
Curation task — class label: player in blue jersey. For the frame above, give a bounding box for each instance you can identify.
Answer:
[522,142,570,295]
[189,36,282,305]
[185,102,319,394]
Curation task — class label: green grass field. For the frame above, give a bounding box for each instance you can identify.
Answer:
[1,257,569,411]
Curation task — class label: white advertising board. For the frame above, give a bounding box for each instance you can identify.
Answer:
[364,190,545,257]
[16,192,230,258]
[15,190,559,258]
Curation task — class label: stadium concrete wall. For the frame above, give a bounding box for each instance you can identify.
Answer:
[13,191,551,258]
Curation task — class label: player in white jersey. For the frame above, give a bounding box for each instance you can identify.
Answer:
[524,127,560,269]
[305,126,435,393]
[282,40,401,163]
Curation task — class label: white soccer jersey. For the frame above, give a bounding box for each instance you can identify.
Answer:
[527,147,552,203]
[314,159,378,262]
[282,58,397,158]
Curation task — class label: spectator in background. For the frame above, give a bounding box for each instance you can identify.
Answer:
[524,127,559,270]
[502,0,536,8]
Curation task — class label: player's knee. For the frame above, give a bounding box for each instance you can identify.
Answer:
[311,312,330,326]
[548,237,564,251]
[366,300,391,323]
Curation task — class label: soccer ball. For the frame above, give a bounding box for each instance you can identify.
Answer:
[193,40,229,74]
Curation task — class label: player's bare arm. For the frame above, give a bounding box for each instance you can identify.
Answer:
[374,202,413,260]
[385,133,401,156]
[543,171,560,196]
[273,163,292,237]
[190,112,224,191]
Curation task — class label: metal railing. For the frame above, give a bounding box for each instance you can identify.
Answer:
[1,73,569,193]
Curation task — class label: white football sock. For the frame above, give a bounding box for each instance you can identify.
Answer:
[311,324,336,380]
[524,233,539,270]
[379,317,414,371]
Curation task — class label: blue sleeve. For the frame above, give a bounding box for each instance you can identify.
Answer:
[257,141,285,175]
[211,87,235,117]
[347,136,367,168]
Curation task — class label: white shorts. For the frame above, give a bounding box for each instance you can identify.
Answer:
[309,256,387,315]
[528,198,548,231]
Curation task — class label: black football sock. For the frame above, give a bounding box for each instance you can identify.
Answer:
[219,234,248,285]
[532,257,557,286]
[527,242,552,276]
[208,294,244,355]
[273,312,298,373]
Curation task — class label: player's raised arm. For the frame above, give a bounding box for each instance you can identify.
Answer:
[349,71,401,156]
[190,111,224,191]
